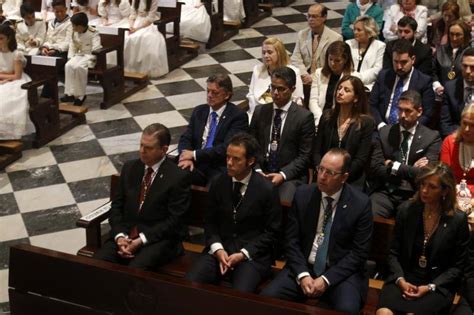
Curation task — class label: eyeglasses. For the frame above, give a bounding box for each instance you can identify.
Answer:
[307,14,324,19]
[316,165,343,177]
[270,85,289,93]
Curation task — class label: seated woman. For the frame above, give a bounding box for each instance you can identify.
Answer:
[92,0,130,26]
[309,41,358,127]
[342,0,383,40]
[433,19,471,98]
[0,24,34,140]
[246,37,303,120]
[346,15,385,91]
[223,0,245,23]
[175,0,211,43]
[313,75,375,188]
[441,103,474,196]
[376,162,470,315]
[383,0,428,43]
[420,0,444,22]
[430,1,460,50]
[72,0,100,22]
[124,0,168,77]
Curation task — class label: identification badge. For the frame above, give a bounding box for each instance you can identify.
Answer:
[447,70,456,80]
[419,255,427,268]
[270,141,278,152]
[316,234,325,246]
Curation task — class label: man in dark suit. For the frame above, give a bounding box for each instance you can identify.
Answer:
[382,16,432,76]
[178,73,248,185]
[185,133,281,292]
[249,66,315,203]
[369,90,441,218]
[261,148,373,314]
[370,39,435,130]
[93,123,191,270]
[441,47,474,138]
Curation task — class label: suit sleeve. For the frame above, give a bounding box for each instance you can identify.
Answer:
[440,91,457,138]
[108,162,133,237]
[419,75,435,126]
[369,72,384,126]
[369,136,390,180]
[386,208,408,283]
[312,116,326,168]
[308,71,322,127]
[417,46,433,76]
[348,118,375,182]
[291,36,309,76]
[382,43,392,70]
[204,178,223,247]
[195,109,249,163]
[247,67,259,115]
[359,42,385,87]
[323,197,373,286]
[280,111,315,180]
[141,170,192,243]
[178,109,197,153]
[249,105,264,170]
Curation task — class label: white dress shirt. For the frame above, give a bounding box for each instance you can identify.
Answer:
[193,104,227,161]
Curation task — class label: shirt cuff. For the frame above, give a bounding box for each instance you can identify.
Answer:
[391,161,401,175]
[395,277,404,285]
[279,171,287,181]
[240,248,251,261]
[377,122,386,130]
[193,150,196,161]
[114,233,127,241]
[296,272,311,285]
[433,81,442,91]
[321,275,330,286]
[255,169,263,174]
[209,242,224,255]
[139,232,147,245]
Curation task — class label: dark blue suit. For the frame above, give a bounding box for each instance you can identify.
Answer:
[178,103,248,183]
[369,68,435,127]
[440,77,464,138]
[261,183,373,314]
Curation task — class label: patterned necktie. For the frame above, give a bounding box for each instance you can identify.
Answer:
[313,197,334,276]
[388,76,405,124]
[232,182,244,208]
[130,167,154,239]
[399,130,410,164]
[268,109,283,173]
[310,34,320,74]
[205,111,218,149]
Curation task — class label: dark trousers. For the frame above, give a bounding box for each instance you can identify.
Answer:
[370,189,413,218]
[93,238,181,270]
[185,253,264,293]
[260,268,365,315]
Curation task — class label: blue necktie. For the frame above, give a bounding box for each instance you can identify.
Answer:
[268,109,282,172]
[205,111,218,149]
[388,76,405,125]
[313,197,334,276]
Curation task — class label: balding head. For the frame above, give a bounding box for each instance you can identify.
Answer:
[307,3,327,33]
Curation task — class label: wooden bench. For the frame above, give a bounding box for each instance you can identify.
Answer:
[243,0,272,28]
[203,0,239,48]
[10,244,342,315]
[0,141,23,171]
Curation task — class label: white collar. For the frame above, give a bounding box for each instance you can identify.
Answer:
[400,122,417,135]
[209,103,227,117]
[145,156,165,174]
[322,187,343,204]
[273,100,292,112]
[232,171,252,186]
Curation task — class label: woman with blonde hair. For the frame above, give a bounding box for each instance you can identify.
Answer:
[246,37,303,119]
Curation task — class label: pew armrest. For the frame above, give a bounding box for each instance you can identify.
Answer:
[154,16,175,25]
[76,201,112,228]
[21,78,51,89]
[92,46,117,56]
[76,201,112,256]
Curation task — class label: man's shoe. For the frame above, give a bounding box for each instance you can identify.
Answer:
[60,94,75,102]
[73,95,87,106]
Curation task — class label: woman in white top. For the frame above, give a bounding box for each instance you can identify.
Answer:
[71,0,100,22]
[246,37,304,120]
[383,0,428,43]
[175,0,211,43]
[124,0,168,77]
[93,0,131,26]
[346,15,385,91]
[309,41,359,127]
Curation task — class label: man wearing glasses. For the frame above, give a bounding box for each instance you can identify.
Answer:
[261,148,373,315]
[291,3,342,88]
[178,73,248,185]
[249,66,314,203]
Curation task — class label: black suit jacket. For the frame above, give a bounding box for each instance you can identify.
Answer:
[286,183,373,294]
[109,158,192,245]
[313,115,375,187]
[204,172,282,273]
[369,68,435,126]
[178,103,248,171]
[369,123,441,193]
[387,202,470,296]
[249,102,315,181]
[440,77,464,138]
[382,39,432,76]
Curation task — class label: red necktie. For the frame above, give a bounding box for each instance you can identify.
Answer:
[129,167,154,239]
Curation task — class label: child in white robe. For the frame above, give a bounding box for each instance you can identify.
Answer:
[16,4,47,56]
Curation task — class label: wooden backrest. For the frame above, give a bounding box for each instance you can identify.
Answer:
[95,26,126,69]
[23,0,42,12]
[369,216,396,276]
[10,244,339,315]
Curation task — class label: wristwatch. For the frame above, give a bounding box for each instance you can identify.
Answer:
[427,283,436,292]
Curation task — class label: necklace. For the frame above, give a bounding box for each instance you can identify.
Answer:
[337,115,351,148]
[419,209,440,268]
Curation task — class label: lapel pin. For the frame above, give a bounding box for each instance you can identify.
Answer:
[418,135,421,139]
[160,174,163,179]
[443,223,447,228]
[222,116,226,119]
[343,204,347,208]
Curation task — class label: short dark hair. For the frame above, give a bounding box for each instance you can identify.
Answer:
[462,47,474,59]
[271,66,296,88]
[71,12,88,27]
[0,24,17,52]
[20,3,35,17]
[399,90,422,109]
[397,16,417,32]
[207,73,233,98]
[52,0,66,8]
[143,123,171,147]
[326,148,351,174]
[228,132,260,159]
[392,38,415,57]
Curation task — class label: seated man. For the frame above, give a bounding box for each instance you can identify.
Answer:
[368,90,441,218]
[249,66,314,203]
[40,0,72,58]
[185,132,281,292]
[382,16,432,76]
[178,73,248,186]
[261,148,373,315]
[93,123,191,270]
[370,38,435,130]
[441,47,474,138]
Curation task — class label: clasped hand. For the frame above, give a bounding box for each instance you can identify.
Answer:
[300,276,328,298]
[116,237,142,258]
[214,249,245,275]
[398,279,430,300]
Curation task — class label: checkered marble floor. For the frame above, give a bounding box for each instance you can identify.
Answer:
[0,0,346,311]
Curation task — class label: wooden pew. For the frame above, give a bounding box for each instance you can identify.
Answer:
[243,0,272,28]
[0,141,23,171]
[91,26,148,109]
[155,2,199,71]
[203,0,239,49]
[23,55,87,148]
[10,244,342,315]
